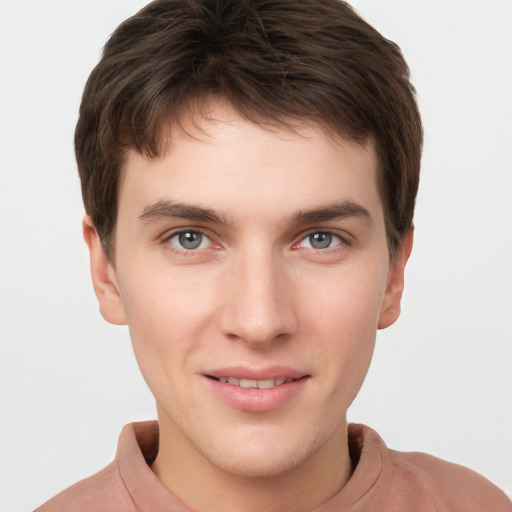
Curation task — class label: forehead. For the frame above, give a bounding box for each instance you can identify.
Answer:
[118,103,383,226]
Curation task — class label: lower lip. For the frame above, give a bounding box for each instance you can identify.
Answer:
[205,377,308,412]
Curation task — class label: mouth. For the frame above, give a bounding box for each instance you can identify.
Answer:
[205,371,309,412]
[207,376,303,389]
[203,366,310,412]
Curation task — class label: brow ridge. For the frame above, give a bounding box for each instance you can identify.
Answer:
[289,200,372,225]
[138,200,226,224]
[138,199,372,227]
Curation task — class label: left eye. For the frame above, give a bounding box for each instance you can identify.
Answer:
[297,232,343,250]
[168,231,211,250]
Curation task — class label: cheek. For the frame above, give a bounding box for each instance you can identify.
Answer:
[302,264,387,395]
[117,272,216,412]
[302,261,388,336]
[116,264,220,372]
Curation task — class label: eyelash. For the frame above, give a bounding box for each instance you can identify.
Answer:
[163,229,219,255]
[162,228,351,255]
[291,229,352,255]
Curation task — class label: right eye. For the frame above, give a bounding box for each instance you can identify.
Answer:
[167,230,212,251]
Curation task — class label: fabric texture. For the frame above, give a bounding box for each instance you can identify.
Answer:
[35,421,512,512]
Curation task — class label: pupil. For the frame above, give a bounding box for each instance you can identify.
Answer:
[179,231,202,249]
[310,232,331,249]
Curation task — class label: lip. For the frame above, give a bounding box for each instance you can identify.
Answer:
[203,366,310,413]
[205,365,308,381]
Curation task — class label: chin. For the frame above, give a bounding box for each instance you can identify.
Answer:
[195,427,329,479]
[209,447,312,479]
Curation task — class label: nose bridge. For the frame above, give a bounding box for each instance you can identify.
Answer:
[219,244,296,346]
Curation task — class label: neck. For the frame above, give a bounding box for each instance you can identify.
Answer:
[151,416,352,512]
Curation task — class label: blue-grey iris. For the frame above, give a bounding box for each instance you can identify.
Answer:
[179,231,203,250]
[310,232,332,249]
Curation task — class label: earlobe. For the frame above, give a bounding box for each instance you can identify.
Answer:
[378,229,414,330]
[82,216,127,325]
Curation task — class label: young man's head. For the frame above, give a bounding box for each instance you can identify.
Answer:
[77,0,422,262]
[78,0,421,505]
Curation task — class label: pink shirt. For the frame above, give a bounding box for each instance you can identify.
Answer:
[36,421,511,511]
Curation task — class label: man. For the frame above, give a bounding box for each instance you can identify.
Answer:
[35,0,511,510]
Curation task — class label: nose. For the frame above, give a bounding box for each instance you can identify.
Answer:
[218,248,298,347]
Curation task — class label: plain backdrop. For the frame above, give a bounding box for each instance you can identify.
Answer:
[1,1,511,510]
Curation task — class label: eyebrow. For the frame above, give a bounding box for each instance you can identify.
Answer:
[138,199,372,226]
[138,200,227,224]
[289,200,372,225]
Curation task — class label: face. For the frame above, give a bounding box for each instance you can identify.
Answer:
[85,102,409,480]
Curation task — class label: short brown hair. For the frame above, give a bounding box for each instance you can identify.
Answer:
[75,0,422,260]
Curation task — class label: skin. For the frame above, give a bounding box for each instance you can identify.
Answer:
[84,102,412,512]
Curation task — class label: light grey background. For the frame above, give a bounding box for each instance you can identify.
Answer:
[1,1,511,510]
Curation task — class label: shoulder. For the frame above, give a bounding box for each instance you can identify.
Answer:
[34,461,136,512]
[347,424,511,512]
[387,448,512,511]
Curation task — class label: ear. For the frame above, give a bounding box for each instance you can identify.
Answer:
[82,216,127,325]
[378,229,414,330]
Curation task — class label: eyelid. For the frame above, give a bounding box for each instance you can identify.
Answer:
[159,226,352,253]
[161,227,221,253]
[292,228,353,250]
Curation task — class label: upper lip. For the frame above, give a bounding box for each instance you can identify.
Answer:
[204,366,309,381]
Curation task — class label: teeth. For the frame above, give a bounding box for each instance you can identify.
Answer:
[240,379,258,388]
[257,379,275,389]
[218,377,293,389]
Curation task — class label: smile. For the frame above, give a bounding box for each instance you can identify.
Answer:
[210,377,297,389]
[205,370,309,411]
